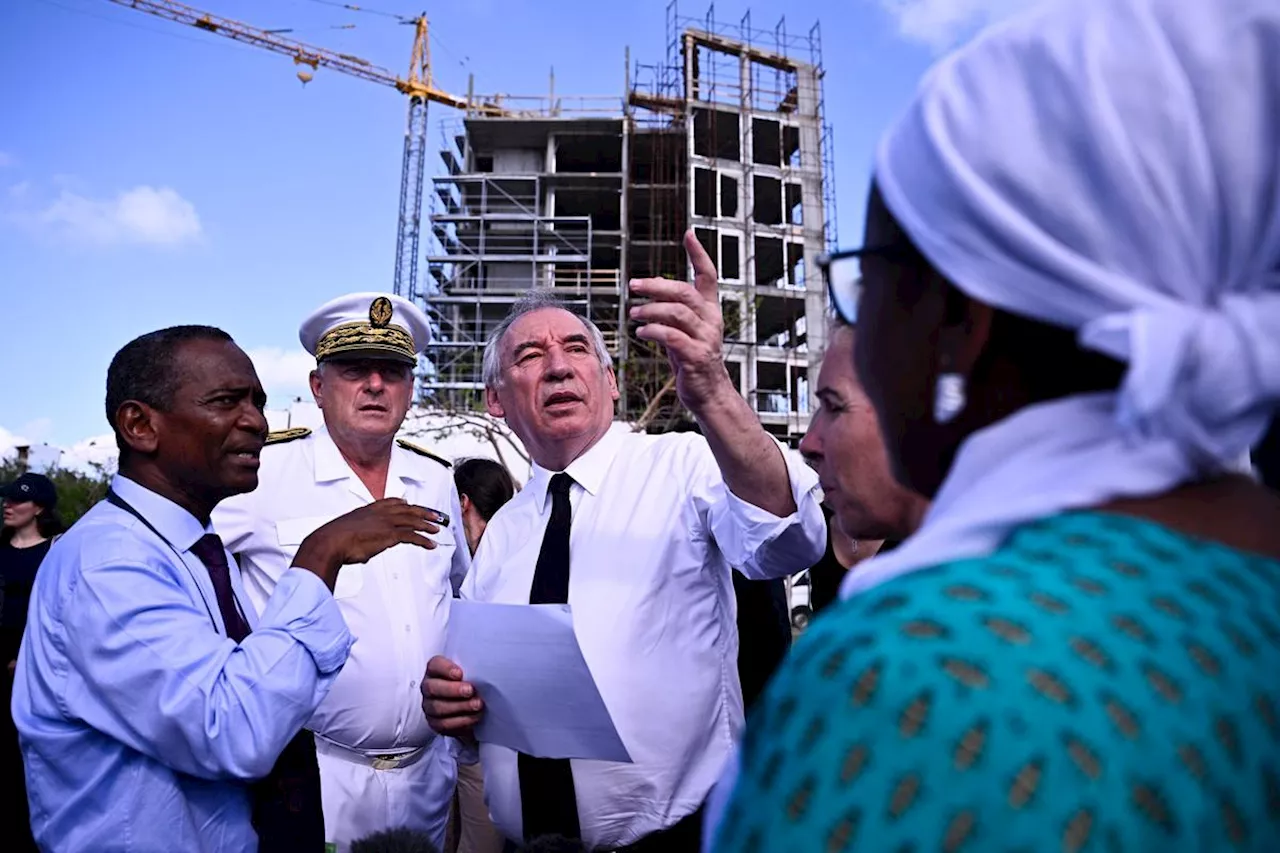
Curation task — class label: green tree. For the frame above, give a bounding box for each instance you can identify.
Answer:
[0,460,112,530]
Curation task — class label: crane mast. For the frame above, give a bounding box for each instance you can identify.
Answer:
[106,0,503,303]
[395,17,430,303]
[396,95,428,302]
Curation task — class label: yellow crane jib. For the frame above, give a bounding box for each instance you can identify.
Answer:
[104,0,508,304]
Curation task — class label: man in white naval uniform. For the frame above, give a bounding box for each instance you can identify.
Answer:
[215,292,470,852]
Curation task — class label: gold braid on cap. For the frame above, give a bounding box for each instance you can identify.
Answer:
[314,321,415,362]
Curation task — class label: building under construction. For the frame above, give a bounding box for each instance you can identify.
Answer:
[422,3,836,443]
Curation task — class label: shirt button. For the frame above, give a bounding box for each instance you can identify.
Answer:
[404,625,411,633]
[410,680,417,689]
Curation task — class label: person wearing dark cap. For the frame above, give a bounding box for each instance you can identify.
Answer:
[1,474,63,659]
[1,471,62,852]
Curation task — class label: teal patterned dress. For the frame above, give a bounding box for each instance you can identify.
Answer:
[713,512,1280,852]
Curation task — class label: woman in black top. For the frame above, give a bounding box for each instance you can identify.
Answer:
[448,458,518,853]
[1,471,62,853]
[1,473,62,663]
[454,457,518,558]
[806,505,891,616]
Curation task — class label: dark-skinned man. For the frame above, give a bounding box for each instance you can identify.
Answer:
[12,326,442,853]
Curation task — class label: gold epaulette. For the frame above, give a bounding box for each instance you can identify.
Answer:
[396,438,451,468]
[265,427,312,446]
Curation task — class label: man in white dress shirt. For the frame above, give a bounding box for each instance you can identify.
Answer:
[214,293,470,852]
[422,232,826,851]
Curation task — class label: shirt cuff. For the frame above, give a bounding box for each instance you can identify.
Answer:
[260,568,354,675]
[722,446,821,547]
[454,739,480,765]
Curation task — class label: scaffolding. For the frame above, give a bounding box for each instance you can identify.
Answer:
[421,1,835,443]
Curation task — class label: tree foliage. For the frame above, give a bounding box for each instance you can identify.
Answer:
[0,461,112,530]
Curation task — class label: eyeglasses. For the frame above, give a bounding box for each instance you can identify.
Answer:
[817,244,917,325]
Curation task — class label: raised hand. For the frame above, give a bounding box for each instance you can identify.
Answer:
[421,655,484,738]
[628,230,734,415]
[291,498,445,590]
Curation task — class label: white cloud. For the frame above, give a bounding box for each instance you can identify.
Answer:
[18,418,53,443]
[61,434,119,476]
[878,0,1041,51]
[0,425,32,455]
[26,185,203,247]
[0,426,115,477]
[245,346,316,405]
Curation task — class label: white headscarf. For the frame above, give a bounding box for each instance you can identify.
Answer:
[841,0,1280,599]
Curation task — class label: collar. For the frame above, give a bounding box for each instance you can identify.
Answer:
[313,425,353,483]
[314,424,432,501]
[526,423,627,510]
[111,474,212,553]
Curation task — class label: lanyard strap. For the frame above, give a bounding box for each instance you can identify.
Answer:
[104,488,227,635]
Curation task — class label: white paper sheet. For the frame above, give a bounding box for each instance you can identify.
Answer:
[445,600,631,763]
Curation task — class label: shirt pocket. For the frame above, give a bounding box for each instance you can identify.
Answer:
[275,514,364,599]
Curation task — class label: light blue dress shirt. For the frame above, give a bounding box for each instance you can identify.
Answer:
[12,474,354,852]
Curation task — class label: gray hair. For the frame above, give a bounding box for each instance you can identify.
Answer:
[481,291,613,389]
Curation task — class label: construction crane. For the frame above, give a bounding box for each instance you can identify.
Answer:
[106,0,505,304]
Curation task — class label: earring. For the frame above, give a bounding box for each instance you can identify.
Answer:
[934,373,966,424]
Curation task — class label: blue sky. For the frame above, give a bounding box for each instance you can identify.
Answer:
[0,0,1025,449]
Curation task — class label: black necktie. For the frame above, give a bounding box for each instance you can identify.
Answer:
[191,532,325,851]
[189,533,250,642]
[519,473,581,841]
